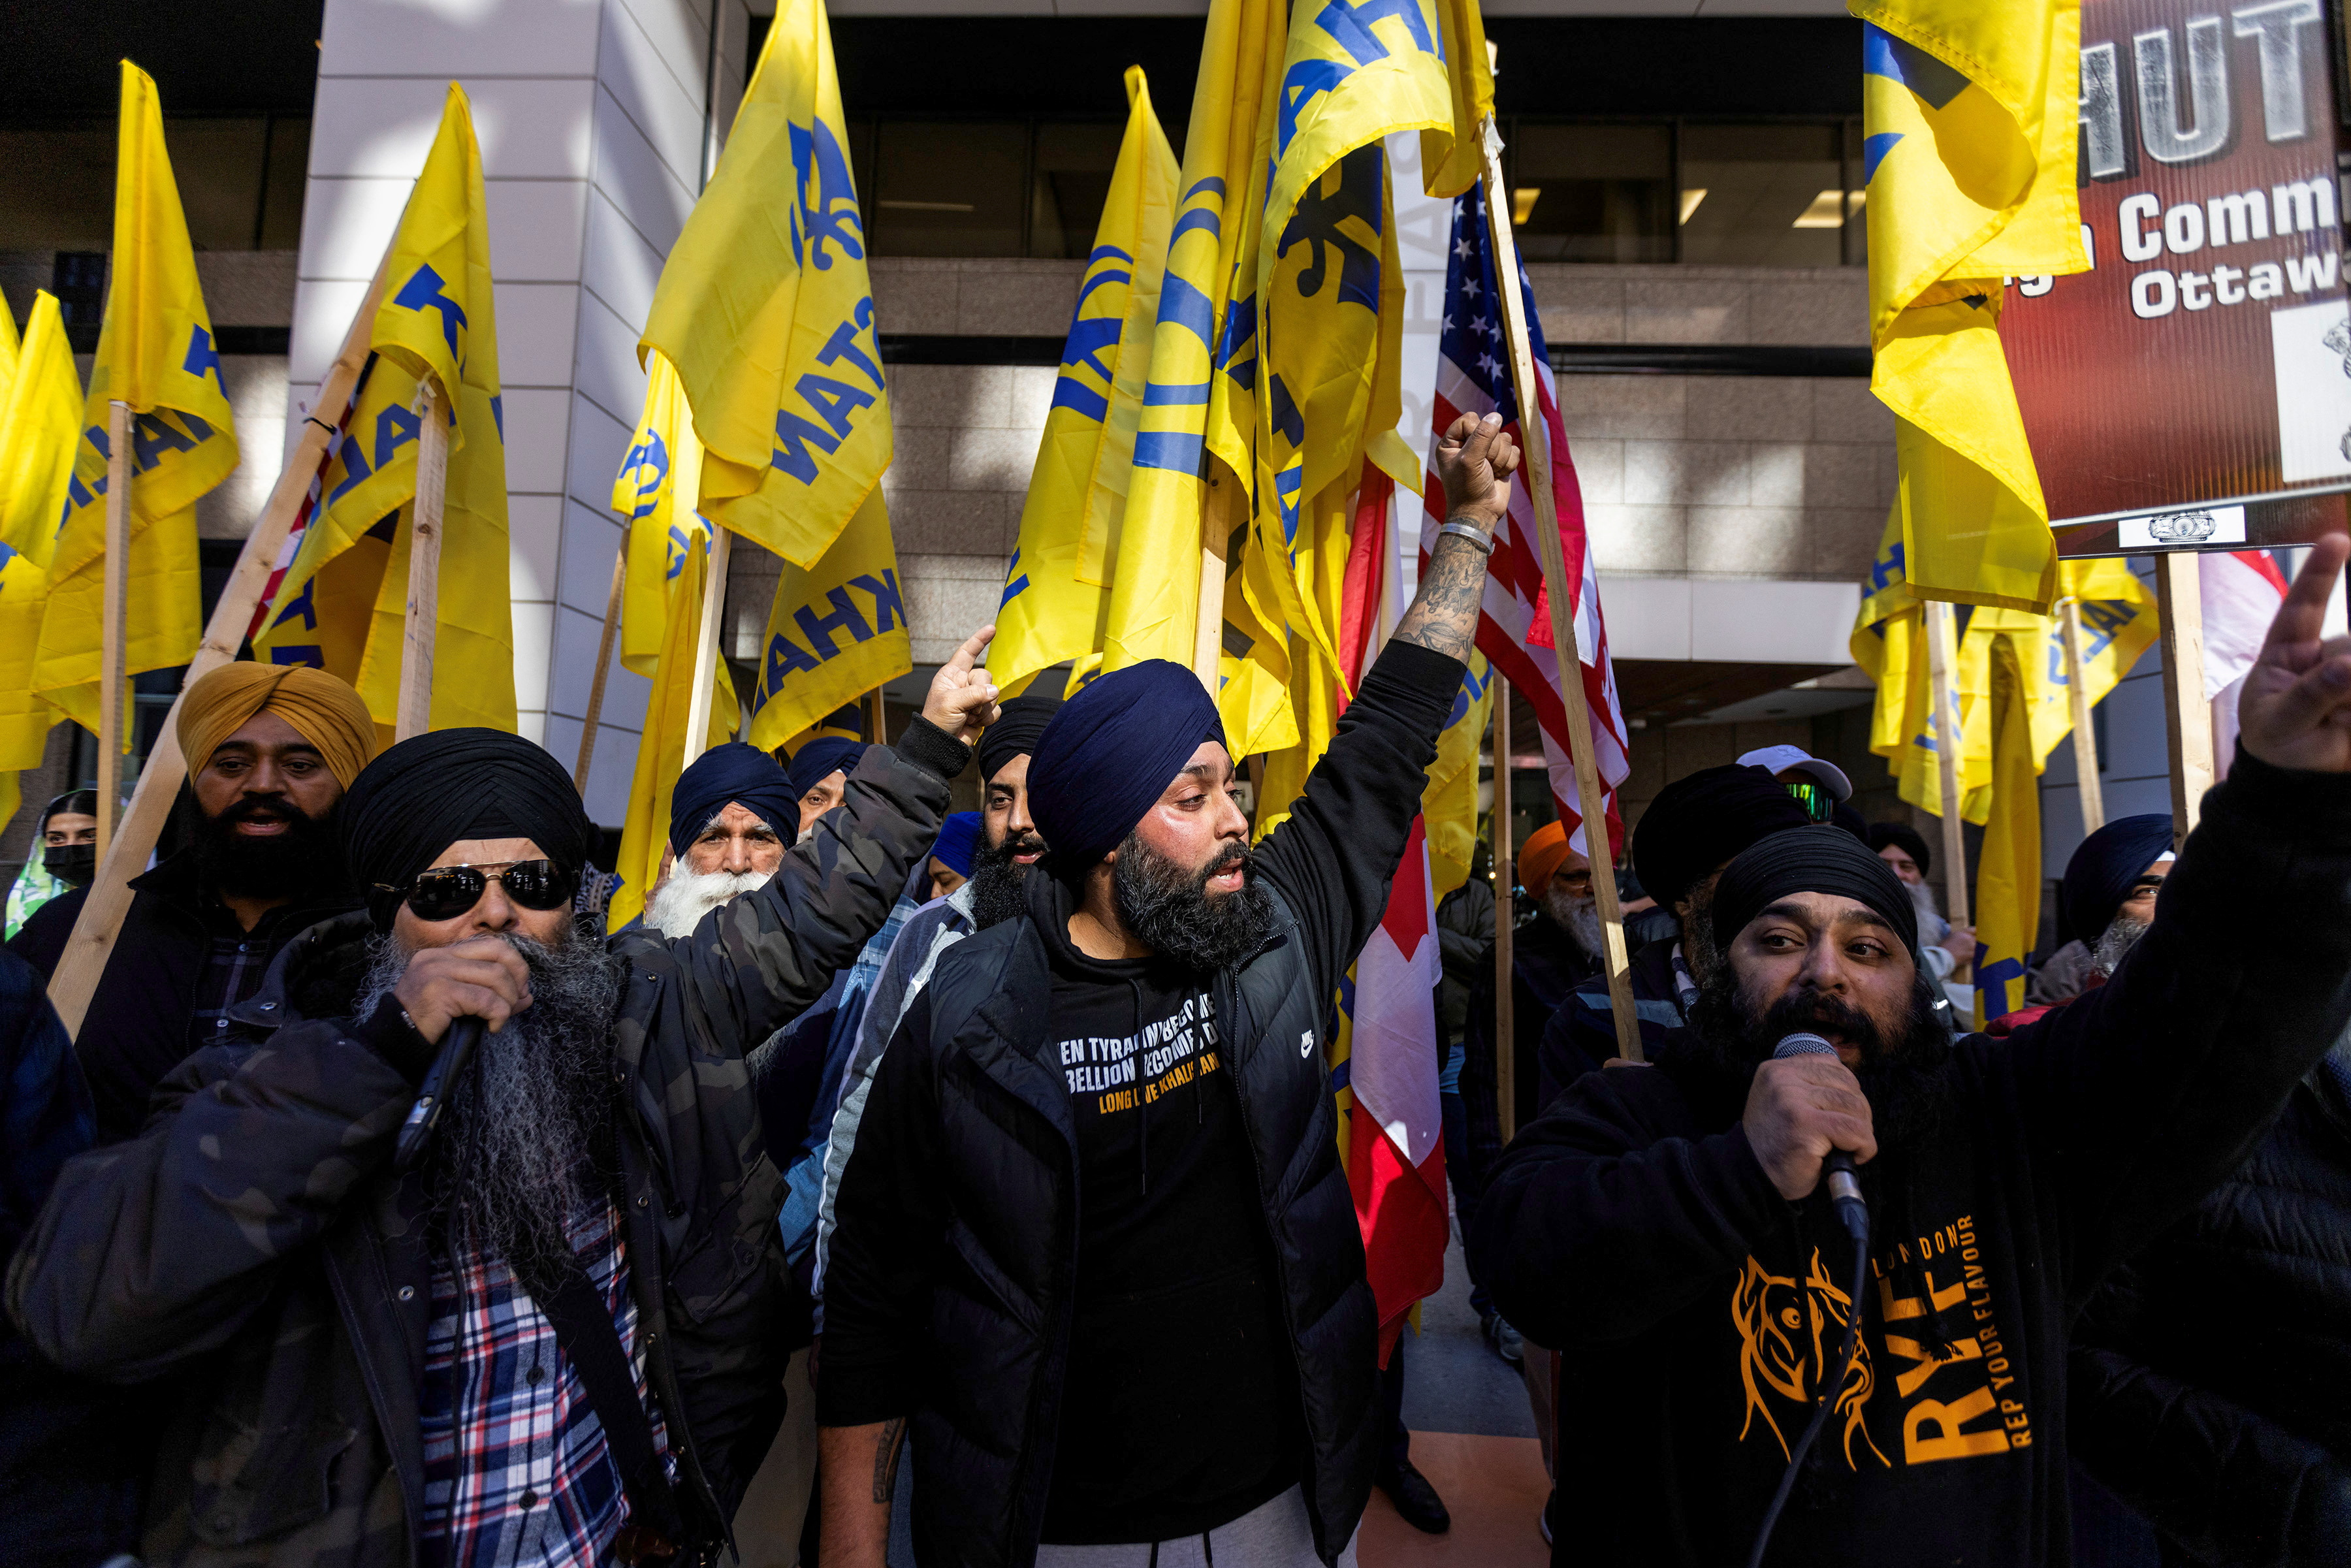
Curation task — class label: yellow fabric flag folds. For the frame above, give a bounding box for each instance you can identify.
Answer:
[253,83,515,739]
[614,353,714,678]
[1856,0,2087,613]
[994,67,1179,697]
[36,62,236,737]
[0,292,84,827]
[1109,0,1288,684]
[1423,649,1493,900]
[607,534,735,934]
[1851,522,2158,1024]
[642,0,889,570]
[744,489,911,750]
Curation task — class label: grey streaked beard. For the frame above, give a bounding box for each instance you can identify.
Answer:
[1543,885,1603,958]
[2091,914,2151,980]
[357,927,623,1289]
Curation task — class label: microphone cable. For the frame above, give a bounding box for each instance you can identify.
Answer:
[1740,1215,1870,1568]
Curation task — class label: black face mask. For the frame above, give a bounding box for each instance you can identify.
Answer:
[46,844,95,888]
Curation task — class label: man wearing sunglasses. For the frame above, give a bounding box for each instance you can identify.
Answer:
[10,630,1000,1568]
[1735,743,1853,825]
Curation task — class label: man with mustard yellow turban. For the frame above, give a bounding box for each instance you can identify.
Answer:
[9,662,377,1142]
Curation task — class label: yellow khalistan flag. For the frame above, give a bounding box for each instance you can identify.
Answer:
[35,62,236,737]
[1851,513,2157,1023]
[1423,647,1493,899]
[0,293,84,827]
[1857,0,2087,613]
[744,489,911,749]
[607,532,733,933]
[1249,0,1486,688]
[1106,0,1286,694]
[642,0,887,569]
[610,349,737,731]
[251,83,515,741]
[992,66,1179,698]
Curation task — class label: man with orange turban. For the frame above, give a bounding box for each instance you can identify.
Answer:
[10,662,377,1141]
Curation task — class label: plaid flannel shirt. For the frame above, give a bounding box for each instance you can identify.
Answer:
[419,1194,673,1568]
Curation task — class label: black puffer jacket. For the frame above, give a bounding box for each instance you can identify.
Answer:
[7,734,961,1568]
[819,640,1465,1568]
[2070,1048,2351,1567]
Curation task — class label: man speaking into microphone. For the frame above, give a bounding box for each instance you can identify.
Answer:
[1471,537,2351,1568]
[8,634,1000,1568]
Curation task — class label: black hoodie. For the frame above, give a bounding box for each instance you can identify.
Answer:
[1470,750,2351,1568]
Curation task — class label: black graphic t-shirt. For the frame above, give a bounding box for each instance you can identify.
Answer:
[1034,914,1303,1545]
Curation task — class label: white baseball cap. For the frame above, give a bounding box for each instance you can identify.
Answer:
[1737,744,1853,803]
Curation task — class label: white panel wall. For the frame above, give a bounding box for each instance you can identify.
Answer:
[293,0,752,822]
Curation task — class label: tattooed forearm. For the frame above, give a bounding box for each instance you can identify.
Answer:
[1393,528,1491,663]
[872,1416,908,1503]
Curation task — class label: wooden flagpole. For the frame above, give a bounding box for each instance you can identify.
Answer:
[48,254,398,1033]
[1923,599,1970,927]
[573,547,628,792]
[2058,598,2105,835]
[681,527,733,768]
[2155,551,2211,844]
[1476,118,1642,1063]
[1491,675,1516,1140]
[395,380,451,741]
[864,684,889,745]
[95,400,134,864]
[1194,468,1235,691]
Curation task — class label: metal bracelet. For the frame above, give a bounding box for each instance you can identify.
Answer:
[1439,520,1496,554]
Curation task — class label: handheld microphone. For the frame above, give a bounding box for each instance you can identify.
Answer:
[394,1016,485,1176]
[1774,1031,1869,1243]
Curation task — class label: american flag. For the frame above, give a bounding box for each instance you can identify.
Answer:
[1417,183,1629,857]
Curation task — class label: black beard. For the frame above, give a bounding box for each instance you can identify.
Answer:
[187,792,344,901]
[969,829,1042,931]
[1679,875,1724,983]
[357,927,622,1293]
[1112,832,1275,974]
[1681,962,1956,1153]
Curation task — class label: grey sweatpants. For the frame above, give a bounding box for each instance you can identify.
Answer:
[1030,1486,1356,1568]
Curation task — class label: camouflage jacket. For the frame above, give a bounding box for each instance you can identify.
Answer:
[5,730,965,1568]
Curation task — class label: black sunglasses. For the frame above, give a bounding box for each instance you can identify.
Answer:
[387,859,577,923]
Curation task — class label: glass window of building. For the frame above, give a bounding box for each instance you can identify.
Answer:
[1029,122,1125,261]
[1676,122,1851,267]
[867,120,1029,258]
[1507,123,1674,264]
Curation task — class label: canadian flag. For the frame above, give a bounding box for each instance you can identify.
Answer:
[1336,471,1448,1366]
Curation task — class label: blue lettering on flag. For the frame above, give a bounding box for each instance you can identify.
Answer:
[794,587,873,658]
[1277,59,1352,159]
[771,410,846,483]
[267,645,325,668]
[375,403,422,468]
[1267,376,1305,453]
[1143,383,1210,406]
[328,437,376,507]
[132,412,201,472]
[1000,548,1030,606]
[270,575,320,632]
[1168,207,1220,247]
[1870,539,1905,593]
[1059,316,1124,384]
[184,324,224,391]
[1862,25,1968,110]
[797,374,877,438]
[621,432,671,520]
[791,118,867,270]
[1312,0,1433,66]
[1277,147,1383,310]
[851,568,904,632]
[1133,432,1205,473]
[393,264,470,360]
[818,313,886,388]
[490,393,505,443]
[1051,377,1111,424]
[1862,132,1904,185]
[1974,950,2025,1022]
[766,630,823,686]
[1154,274,1217,349]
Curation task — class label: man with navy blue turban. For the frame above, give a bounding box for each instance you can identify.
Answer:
[642,741,807,938]
[821,414,1527,1568]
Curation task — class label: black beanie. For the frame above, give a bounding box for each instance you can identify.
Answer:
[1631,764,1813,910]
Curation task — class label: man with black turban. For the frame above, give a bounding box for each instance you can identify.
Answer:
[8,636,1000,1568]
[1548,763,1810,1076]
[1469,538,2351,1568]
[817,415,1520,1568]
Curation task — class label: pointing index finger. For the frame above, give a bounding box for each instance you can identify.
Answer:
[946,624,998,675]
[2265,534,2348,661]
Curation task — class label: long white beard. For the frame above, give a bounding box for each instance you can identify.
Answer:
[645,865,771,938]
[1543,886,1604,958]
